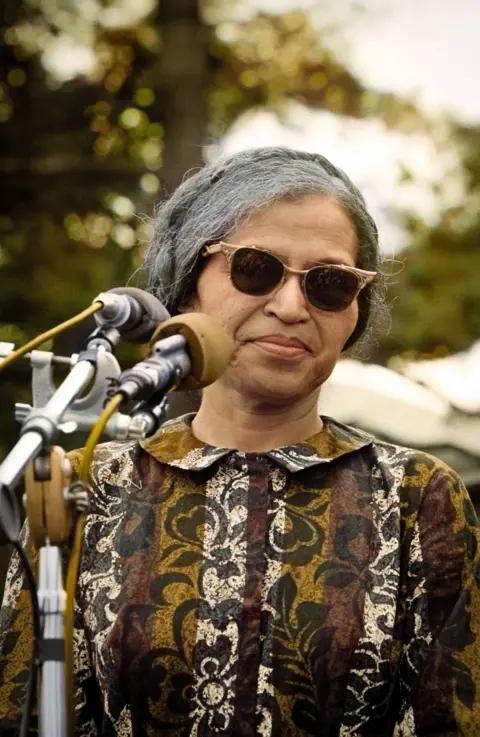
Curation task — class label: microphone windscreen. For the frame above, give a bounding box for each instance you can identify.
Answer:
[108,287,170,343]
[149,313,233,389]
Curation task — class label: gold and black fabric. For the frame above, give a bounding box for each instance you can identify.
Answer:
[1,414,479,735]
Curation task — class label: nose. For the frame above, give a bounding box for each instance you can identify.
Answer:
[263,274,310,323]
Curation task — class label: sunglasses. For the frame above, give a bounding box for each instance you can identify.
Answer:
[203,242,377,312]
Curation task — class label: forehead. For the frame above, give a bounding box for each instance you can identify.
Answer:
[230,194,358,265]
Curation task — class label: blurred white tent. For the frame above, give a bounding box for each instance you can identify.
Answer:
[400,341,480,414]
[319,342,480,499]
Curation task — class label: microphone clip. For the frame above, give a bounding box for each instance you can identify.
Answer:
[15,349,147,441]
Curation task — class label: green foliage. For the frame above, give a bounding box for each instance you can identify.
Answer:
[378,125,480,362]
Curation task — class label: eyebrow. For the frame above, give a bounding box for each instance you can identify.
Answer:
[307,255,353,267]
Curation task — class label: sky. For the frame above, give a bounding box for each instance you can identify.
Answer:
[322,0,480,123]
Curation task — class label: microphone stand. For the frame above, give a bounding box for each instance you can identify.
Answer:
[25,445,72,737]
[0,328,122,737]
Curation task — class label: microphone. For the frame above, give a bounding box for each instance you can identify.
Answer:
[118,313,233,401]
[93,287,170,343]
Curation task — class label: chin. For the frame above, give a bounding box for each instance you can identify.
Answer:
[236,371,317,404]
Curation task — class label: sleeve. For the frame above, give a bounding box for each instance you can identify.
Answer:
[394,463,480,736]
[0,523,38,735]
[0,521,102,736]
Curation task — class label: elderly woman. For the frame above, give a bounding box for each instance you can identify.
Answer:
[1,147,479,736]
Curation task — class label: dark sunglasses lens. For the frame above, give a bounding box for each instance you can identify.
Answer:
[305,267,359,311]
[231,248,284,295]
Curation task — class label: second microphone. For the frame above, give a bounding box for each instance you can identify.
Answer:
[117,313,234,401]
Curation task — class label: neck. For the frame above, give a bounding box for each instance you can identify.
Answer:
[191,383,323,452]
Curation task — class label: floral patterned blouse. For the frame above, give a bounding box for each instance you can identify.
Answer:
[1,413,480,736]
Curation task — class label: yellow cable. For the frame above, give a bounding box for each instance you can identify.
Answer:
[79,394,124,484]
[64,393,124,737]
[0,301,104,373]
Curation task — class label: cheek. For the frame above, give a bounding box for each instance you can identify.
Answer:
[316,302,359,352]
[194,272,259,338]
[193,266,231,313]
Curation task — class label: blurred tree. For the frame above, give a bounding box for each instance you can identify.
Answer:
[207,9,425,135]
[377,123,480,362]
[0,0,209,454]
[158,0,209,188]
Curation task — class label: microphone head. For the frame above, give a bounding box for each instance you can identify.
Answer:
[106,287,170,343]
[149,313,234,389]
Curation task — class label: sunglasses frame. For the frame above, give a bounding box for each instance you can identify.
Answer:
[203,242,377,311]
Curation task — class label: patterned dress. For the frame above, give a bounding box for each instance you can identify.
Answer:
[1,413,480,736]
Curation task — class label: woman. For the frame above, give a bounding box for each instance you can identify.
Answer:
[1,147,479,736]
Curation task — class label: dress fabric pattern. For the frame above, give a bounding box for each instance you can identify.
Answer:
[1,413,479,736]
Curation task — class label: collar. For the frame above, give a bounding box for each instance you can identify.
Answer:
[141,413,373,473]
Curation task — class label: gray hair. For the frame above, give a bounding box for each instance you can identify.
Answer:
[142,146,389,353]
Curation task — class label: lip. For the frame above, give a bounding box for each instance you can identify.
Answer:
[252,335,312,357]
